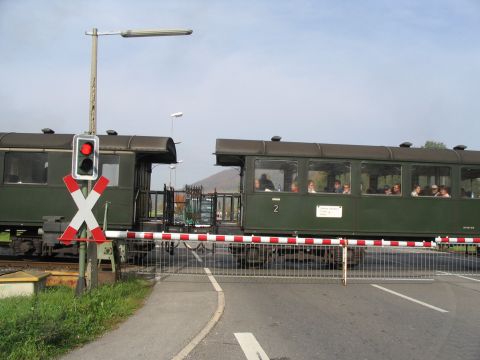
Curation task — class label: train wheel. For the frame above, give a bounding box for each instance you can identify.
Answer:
[325,249,342,269]
[236,246,269,268]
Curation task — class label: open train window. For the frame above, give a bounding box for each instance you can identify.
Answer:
[100,155,119,187]
[460,167,480,199]
[361,163,402,195]
[254,159,298,192]
[411,165,451,197]
[3,152,48,184]
[307,160,351,194]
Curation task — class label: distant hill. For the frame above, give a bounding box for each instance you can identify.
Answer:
[192,168,241,193]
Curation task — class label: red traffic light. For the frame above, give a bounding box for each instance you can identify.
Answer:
[80,142,93,156]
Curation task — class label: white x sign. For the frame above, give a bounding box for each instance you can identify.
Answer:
[59,174,109,244]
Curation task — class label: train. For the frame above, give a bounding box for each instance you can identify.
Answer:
[2,131,480,266]
[0,131,176,257]
[214,137,480,266]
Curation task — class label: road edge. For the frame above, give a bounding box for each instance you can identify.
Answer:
[171,268,225,360]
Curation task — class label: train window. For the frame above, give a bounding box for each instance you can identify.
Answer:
[99,155,119,187]
[461,168,480,199]
[307,161,351,194]
[361,163,401,195]
[254,159,298,192]
[411,165,451,197]
[3,152,48,184]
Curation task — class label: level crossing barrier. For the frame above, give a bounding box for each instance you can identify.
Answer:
[105,231,470,283]
[433,237,480,276]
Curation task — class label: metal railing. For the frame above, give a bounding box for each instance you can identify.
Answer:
[105,231,480,283]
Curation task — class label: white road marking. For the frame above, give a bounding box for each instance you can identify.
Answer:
[436,271,480,282]
[192,250,203,263]
[234,332,270,360]
[204,267,222,292]
[371,284,449,313]
[172,267,225,360]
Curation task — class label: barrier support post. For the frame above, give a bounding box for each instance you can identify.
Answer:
[342,240,348,286]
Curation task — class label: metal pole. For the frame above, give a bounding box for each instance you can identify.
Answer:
[89,28,98,135]
[86,27,99,290]
[342,242,348,286]
[75,185,88,296]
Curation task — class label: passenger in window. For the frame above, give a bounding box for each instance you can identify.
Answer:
[411,185,421,197]
[254,179,261,191]
[291,181,299,193]
[333,180,342,193]
[307,180,316,193]
[430,184,439,196]
[437,185,450,198]
[383,185,391,195]
[259,174,275,191]
[391,183,401,195]
[342,184,351,194]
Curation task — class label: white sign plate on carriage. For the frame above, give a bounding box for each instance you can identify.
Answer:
[316,205,343,218]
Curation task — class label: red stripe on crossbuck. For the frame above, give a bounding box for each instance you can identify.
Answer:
[63,175,80,193]
[93,176,109,194]
[91,227,106,243]
[59,226,78,245]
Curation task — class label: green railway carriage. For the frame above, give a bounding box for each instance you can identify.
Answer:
[0,132,176,256]
[215,138,480,241]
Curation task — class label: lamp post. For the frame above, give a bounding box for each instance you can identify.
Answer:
[170,112,183,141]
[169,160,183,188]
[169,112,183,189]
[86,31,192,136]
[77,27,192,296]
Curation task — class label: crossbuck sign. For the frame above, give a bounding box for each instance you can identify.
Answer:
[59,174,109,245]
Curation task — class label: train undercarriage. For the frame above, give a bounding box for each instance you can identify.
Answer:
[229,243,365,269]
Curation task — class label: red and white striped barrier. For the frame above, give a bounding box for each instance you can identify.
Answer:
[347,239,435,248]
[105,231,436,248]
[436,237,480,244]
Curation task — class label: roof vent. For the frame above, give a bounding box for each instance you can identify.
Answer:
[106,130,118,136]
[271,136,281,142]
[399,142,412,148]
[41,128,55,134]
[454,145,467,151]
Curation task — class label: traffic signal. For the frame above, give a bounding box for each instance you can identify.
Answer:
[72,134,99,180]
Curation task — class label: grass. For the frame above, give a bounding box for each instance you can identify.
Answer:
[0,232,10,243]
[449,245,478,254]
[0,279,153,360]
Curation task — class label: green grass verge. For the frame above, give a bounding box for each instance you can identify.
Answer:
[0,279,153,360]
[0,232,10,243]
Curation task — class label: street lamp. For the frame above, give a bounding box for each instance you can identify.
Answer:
[169,160,183,188]
[170,112,183,141]
[79,27,192,295]
[85,29,192,135]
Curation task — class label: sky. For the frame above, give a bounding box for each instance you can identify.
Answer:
[1,0,480,189]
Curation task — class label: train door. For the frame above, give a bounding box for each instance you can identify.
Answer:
[134,160,152,225]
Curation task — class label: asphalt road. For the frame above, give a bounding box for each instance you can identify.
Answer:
[182,274,480,360]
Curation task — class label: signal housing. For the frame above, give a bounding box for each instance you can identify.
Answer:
[72,134,99,180]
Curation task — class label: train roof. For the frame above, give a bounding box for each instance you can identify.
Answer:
[215,138,480,166]
[0,132,176,163]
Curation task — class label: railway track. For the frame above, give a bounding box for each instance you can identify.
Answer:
[0,258,112,272]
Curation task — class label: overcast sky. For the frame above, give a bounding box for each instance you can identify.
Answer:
[1,0,479,189]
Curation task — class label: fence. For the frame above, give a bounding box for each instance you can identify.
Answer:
[105,231,480,283]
